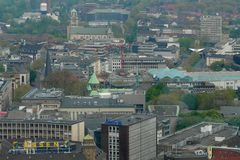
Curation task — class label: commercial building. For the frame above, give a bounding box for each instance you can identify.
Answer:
[60,96,142,120]
[101,114,157,160]
[158,122,238,155]
[200,15,222,43]
[0,80,12,111]
[206,54,225,66]
[21,88,63,109]
[148,105,180,142]
[110,55,165,72]
[68,26,114,41]
[0,119,85,142]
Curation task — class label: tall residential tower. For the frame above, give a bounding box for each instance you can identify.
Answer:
[200,15,222,43]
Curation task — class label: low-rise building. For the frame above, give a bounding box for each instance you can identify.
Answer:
[60,96,139,120]
[149,68,240,90]
[158,122,238,155]
[220,106,240,118]
[206,54,225,66]
[21,88,63,109]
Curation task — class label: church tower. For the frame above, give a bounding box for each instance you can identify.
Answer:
[82,134,96,160]
[70,9,78,26]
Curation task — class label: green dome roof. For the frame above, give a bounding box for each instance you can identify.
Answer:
[90,90,99,97]
[83,134,94,141]
[88,73,100,85]
[87,85,92,91]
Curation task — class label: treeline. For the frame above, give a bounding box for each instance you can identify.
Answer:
[146,82,236,110]
[8,17,65,38]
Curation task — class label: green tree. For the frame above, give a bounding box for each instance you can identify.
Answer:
[0,64,4,73]
[182,52,201,71]
[44,70,88,95]
[31,58,44,71]
[153,93,181,105]
[230,28,240,39]
[210,61,225,71]
[182,94,198,110]
[30,70,37,84]
[196,89,236,110]
[14,84,32,102]
[177,110,223,130]
[178,37,195,53]
[145,83,169,102]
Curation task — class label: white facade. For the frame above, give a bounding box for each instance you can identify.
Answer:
[70,34,111,41]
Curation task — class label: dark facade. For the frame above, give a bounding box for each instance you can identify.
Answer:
[101,115,156,160]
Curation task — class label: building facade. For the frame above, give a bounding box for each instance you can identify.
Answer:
[200,15,222,43]
[101,114,157,160]
[110,55,165,72]
[0,119,84,142]
[0,80,12,111]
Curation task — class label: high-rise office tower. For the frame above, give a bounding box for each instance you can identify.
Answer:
[101,114,157,160]
[200,15,222,43]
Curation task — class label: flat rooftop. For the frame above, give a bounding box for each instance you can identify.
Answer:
[88,8,130,15]
[22,88,63,100]
[61,96,134,108]
[106,114,156,126]
[159,122,238,147]
[0,118,82,125]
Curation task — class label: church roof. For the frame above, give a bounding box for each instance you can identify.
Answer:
[90,90,99,97]
[88,73,100,84]
[70,26,110,35]
[71,9,77,13]
[83,134,94,141]
[87,85,92,91]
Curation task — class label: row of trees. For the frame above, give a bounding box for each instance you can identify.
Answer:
[146,82,236,110]
[8,17,65,39]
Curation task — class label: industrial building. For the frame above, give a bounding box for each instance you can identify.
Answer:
[101,114,157,160]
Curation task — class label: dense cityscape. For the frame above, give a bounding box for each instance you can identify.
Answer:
[1,0,240,160]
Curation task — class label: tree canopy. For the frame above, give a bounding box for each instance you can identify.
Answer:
[145,82,169,102]
[44,70,88,96]
[14,84,32,102]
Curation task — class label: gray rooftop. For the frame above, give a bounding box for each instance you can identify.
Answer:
[61,96,134,108]
[0,80,7,91]
[220,106,240,117]
[148,105,180,117]
[22,88,63,100]
[105,114,156,126]
[0,118,82,125]
[159,122,238,147]
[88,8,130,15]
